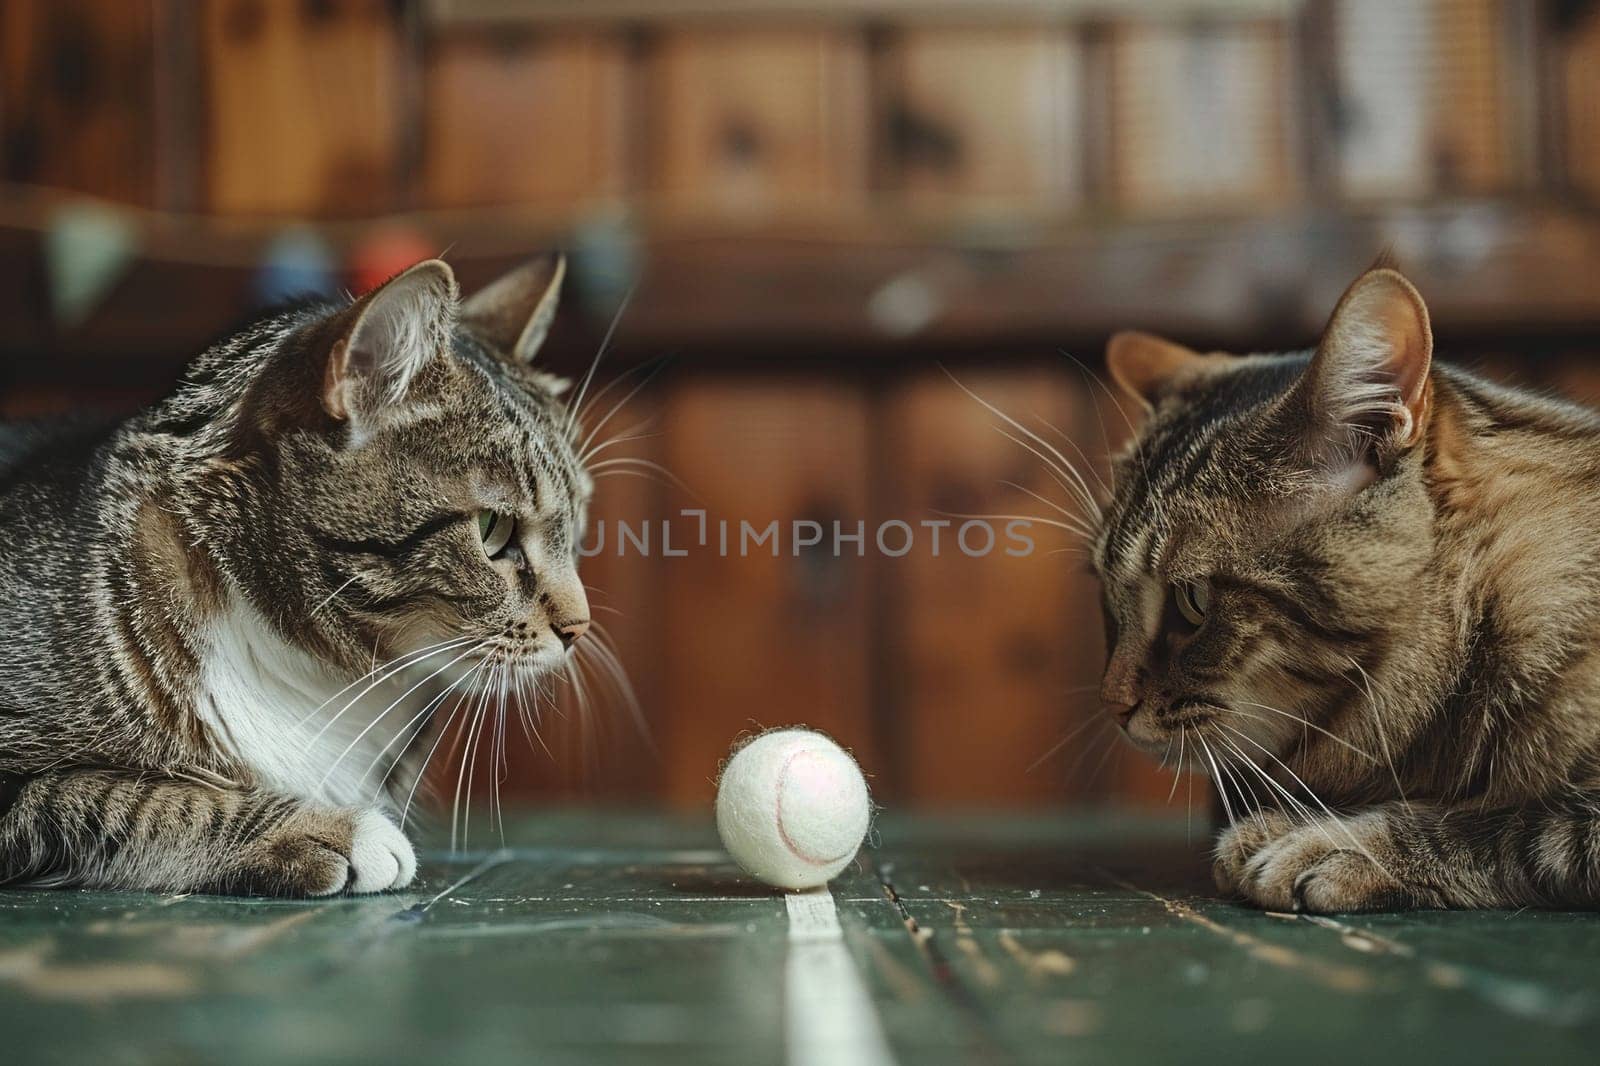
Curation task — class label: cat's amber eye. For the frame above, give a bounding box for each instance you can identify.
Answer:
[1172,580,1210,627]
[477,511,516,559]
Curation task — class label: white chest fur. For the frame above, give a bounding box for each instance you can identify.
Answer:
[194,597,442,808]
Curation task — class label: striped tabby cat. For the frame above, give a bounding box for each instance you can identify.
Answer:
[0,255,594,895]
[1097,263,1600,912]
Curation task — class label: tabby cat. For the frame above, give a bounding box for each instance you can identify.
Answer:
[1096,263,1600,912]
[0,255,593,895]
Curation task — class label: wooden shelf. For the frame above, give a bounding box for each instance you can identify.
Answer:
[2,200,1598,388]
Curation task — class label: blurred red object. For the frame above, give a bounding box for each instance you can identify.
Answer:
[347,226,436,295]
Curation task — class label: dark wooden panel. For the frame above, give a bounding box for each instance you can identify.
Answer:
[1,0,162,204]
[648,28,869,215]
[876,27,1082,211]
[422,29,629,209]
[880,366,1105,806]
[1561,4,1600,200]
[200,0,404,215]
[657,375,875,807]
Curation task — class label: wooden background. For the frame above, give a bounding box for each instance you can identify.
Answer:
[2,0,1600,811]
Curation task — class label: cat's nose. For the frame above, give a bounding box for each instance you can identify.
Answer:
[552,618,590,650]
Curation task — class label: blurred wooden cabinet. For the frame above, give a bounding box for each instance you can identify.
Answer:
[1,0,165,205]
[647,29,870,215]
[1106,19,1296,212]
[658,377,876,805]
[200,0,404,215]
[423,30,630,209]
[876,28,1083,211]
[1331,0,1519,199]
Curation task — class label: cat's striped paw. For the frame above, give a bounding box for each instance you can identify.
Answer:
[233,806,416,897]
[1218,810,1406,913]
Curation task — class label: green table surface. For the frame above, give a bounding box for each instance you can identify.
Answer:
[2,810,1597,1065]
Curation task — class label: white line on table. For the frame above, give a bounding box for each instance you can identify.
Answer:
[785,887,898,1066]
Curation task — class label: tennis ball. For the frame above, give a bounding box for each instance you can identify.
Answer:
[715,728,871,890]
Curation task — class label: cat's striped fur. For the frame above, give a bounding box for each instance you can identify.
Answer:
[1097,265,1600,911]
[0,256,594,895]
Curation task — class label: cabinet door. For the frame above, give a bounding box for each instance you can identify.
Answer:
[1107,19,1296,213]
[1333,0,1515,198]
[423,30,629,209]
[1,0,164,205]
[877,28,1082,212]
[201,0,403,215]
[881,366,1111,806]
[649,29,869,216]
[1561,6,1600,200]
[658,377,875,807]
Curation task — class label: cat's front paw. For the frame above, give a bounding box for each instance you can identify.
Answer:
[1217,810,1404,913]
[234,807,417,897]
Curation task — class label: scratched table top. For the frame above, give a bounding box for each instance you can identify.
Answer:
[1,811,1597,1065]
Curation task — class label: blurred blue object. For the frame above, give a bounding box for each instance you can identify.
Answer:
[570,209,641,318]
[253,227,337,306]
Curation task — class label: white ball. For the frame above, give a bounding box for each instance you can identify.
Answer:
[715,728,871,890]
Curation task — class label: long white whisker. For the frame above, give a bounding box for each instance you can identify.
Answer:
[564,284,636,439]
[316,639,491,791]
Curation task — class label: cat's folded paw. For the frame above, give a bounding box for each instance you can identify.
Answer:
[1212,809,1294,895]
[233,806,416,897]
[345,808,417,894]
[1220,811,1405,913]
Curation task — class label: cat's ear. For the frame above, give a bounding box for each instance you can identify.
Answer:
[1106,331,1210,411]
[323,259,459,425]
[1299,266,1432,475]
[461,253,565,365]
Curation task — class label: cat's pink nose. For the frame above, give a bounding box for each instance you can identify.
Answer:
[553,619,590,650]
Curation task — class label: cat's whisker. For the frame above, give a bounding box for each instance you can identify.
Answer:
[1232,700,1380,764]
[399,673,482,829]
[997,478,1097,535]
[1344,656,1411,811]
[577,358,671,459]
[1166,726,1188,804]
[1027,710,1112,772]
[1215,722,1397,882]
[1032,412,1113,500]
[453,670,496,851]
[579,425,657,466]
[362,654,492,802]
[295,635,476,739]
[1195,736,1238,833]
[574,354,671,456]
[932,509,1095,540]
[1056,719,1117,787]
[586,457,695,496]
[314,639,491,791]
[942,369,1104,522]
[992,425,1102,522]
[1214,732,1348,856]
[563,283,635,441]
[581,623,652,750]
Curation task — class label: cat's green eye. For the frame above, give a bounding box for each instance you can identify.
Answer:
[1173,580,1210,627]
[477,511,516,559]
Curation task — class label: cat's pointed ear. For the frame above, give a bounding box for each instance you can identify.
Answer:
[1106,331,1210,411]
[1299,266,1432,475]
[323,259,458,425]
[461,253,565,365]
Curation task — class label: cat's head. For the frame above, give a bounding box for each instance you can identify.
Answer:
[1091,265,1435,773]
[183,256,594,679]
